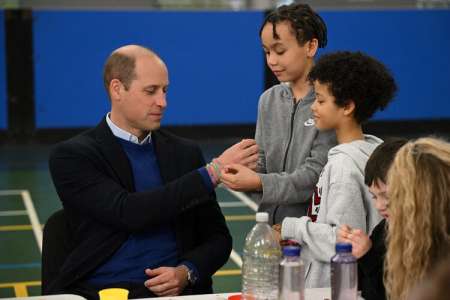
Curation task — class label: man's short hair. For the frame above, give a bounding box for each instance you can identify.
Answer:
[364,137,408,186]
[103,52,137,96]
[308,51,397,124]
[103,45,157,98]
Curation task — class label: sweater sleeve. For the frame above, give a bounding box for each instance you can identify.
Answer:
[49,141,214,233]
[281,181,368,263]
[258,129,335,205]
[255,94,267,174]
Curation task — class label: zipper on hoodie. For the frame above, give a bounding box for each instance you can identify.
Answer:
[282,100,300,171]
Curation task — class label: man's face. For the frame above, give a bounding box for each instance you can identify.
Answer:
[116,54,169,134]
[311,80,344,130]
[261,21,313,84]
[369,179,389,219]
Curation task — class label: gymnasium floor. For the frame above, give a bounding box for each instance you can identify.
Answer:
[0,140,255,297]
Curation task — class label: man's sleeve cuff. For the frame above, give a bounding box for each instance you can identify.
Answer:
[197,167,214,193]
[179,260,199,284]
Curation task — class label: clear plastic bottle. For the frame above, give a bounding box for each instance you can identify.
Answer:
[331,243,358,300]
[279,246,305,300]
[241,212,281,300]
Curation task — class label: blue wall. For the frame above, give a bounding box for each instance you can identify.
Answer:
[0,10,6,130]
[321,10,450,120]
[33,11,264,128]
[32,9,450,128]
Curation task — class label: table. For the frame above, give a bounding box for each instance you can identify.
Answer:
[2,288,332,300]
[2,295,87,300]
[143,288,331,299]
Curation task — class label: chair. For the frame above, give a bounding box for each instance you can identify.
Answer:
[41,209,72,294]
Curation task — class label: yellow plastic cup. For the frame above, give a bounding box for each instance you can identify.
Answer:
[98,288,129,300]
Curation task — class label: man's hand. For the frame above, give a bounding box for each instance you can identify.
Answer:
[144,266,188,297]
[221,164,262,191]
[337,224,372,259]
[217,139,258,170]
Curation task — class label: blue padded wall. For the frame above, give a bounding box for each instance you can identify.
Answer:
[321,9,450,120]
[33,11,264,128]
[33,10,450,128]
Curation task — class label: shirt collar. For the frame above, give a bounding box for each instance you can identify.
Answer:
[106,113,152,145]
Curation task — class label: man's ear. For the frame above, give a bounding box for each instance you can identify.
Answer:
[109,79,123,101]
[343,100,356,116]
[307,39,319,58]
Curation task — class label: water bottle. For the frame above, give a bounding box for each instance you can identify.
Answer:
[279,246,305,300]
[241,212,281,300]
[331,243,358,300]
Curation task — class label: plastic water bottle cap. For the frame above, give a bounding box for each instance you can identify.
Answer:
[335,242,352,253]
[255,212,269,223]
[282,246,301,257]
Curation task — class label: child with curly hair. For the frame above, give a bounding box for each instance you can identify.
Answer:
[276,51,397,288]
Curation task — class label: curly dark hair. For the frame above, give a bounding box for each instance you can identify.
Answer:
[308,51,397,124]
[260,3,327,48]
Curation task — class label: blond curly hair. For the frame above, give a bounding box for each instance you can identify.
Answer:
[385,137,450,300]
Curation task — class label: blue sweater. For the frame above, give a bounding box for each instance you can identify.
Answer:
[88,139,178,285]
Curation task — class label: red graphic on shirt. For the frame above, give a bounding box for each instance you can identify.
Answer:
[307,185,322,222]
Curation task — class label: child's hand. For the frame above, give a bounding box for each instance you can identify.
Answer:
[272,224,282,243]
[221,164,262,191]
[272,223,281,234]
[273,224,300,247]
[337,224,353,243]
[337,225,372,258]
[347,229,372,259]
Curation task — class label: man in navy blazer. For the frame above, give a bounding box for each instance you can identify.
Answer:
[48,45,258,299]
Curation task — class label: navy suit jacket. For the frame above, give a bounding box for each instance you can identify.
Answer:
[47,118,232,297]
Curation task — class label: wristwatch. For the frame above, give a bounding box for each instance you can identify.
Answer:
[185,265,198,286]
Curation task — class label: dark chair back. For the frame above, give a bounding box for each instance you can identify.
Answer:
[41,209,72,294]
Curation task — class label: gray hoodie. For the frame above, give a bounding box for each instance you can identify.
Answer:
[253,83,337,224]
[281,135,383,288]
